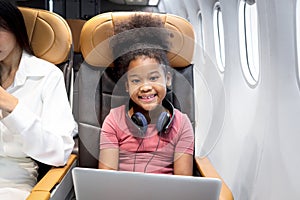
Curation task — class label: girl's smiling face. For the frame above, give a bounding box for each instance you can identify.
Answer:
[126,56,171,112]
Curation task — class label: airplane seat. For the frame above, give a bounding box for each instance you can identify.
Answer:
[74,11,233,200]
[66,19,86,80]
[19,7,74,100]
[65,18,86,157]
[19,7,77,200]
[75,10,195,167]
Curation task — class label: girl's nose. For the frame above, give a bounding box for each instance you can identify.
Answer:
[139,82,152,92]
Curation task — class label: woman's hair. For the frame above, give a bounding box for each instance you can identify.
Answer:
[110,13,171,79]
[0,0,33,55]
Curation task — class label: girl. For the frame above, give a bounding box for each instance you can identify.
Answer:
[99,13,194,175]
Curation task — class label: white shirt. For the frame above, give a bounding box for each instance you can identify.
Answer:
[0,52,77,194]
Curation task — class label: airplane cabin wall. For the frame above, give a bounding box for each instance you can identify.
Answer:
[247,0,300,199]
[216,0,300,199]
[160,0,226,165]
[162,0,300,199]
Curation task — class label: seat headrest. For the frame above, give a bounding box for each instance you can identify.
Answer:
[19,7,72,64]
[80,12,195,67]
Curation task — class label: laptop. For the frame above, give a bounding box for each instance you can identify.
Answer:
[72,167,222,200]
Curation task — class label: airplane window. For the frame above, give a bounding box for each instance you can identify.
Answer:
[198,11,205,60]
[213,2,225,72]
[148,0,160,6]
[239,0,260,86]
[296,0,300,85]
[49,0,53,12]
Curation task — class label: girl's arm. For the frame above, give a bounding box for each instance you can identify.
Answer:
[173,112,194,176]
[173,152,193,176]
[98,148,119,170]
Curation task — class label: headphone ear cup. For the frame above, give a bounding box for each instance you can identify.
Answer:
[156,112,171,133]
[131,112,148,136]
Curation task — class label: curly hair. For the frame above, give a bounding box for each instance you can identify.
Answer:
[110,13,172,79]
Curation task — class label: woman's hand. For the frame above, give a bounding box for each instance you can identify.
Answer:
[0,86,18,115]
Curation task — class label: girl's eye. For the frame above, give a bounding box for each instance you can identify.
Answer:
[131,79,140,84]
[150,76,159,81]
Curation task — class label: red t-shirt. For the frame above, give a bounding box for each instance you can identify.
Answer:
[100,105,194,174]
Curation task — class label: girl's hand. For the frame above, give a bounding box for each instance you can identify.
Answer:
[0,86,18,115]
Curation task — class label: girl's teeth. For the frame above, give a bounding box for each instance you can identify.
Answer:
[141,95,154,99]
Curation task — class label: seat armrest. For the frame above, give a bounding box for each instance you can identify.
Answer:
[26,191,50,200]
[26,154,77,200]
[195,156,234,200]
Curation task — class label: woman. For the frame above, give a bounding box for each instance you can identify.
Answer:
[0,0,77,199]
